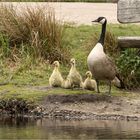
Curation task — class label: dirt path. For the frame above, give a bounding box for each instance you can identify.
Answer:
[50,2,118,24]
[1,2,118,25]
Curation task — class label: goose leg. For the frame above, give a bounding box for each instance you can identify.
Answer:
[96,79,100,93]
[72,84,74,90]
[108,80,111,94]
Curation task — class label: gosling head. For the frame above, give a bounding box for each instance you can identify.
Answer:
[92,17,107,24]
[70,58,76,66]
[53,61,60,68]
[86,71,92,78]
[46,59,50,64]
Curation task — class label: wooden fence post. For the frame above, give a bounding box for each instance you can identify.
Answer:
[117,0,140,23]
[117,0,140,48]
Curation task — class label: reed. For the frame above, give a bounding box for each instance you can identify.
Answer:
[0,4,70,64]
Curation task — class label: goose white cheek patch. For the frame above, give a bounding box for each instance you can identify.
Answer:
[100,18,106,24]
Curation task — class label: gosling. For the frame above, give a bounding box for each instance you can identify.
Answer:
[83,71,97,91]
[63,77,72,89]
[66,58,83,88]
[49,61,64,87]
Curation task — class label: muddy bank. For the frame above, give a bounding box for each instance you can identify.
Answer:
[1,93,140,121]
[0,98,36,116]
[41,94,140,121]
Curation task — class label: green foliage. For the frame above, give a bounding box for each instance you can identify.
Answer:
[116,49,140,89]
[0,34,10,58]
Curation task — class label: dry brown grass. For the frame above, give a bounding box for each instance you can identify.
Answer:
[0,4,70,63]
[84,31,119,58]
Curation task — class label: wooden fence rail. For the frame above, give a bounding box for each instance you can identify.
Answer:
[118,37,140,48]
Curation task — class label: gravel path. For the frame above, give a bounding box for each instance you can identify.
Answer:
[1,2,118,25]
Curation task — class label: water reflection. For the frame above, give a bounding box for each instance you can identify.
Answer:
[0,116,36,126]
[0,116,140,139]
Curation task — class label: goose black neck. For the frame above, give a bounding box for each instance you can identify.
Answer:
[98,20,107,45]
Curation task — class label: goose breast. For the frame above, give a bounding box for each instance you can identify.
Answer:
[87,44,116,80]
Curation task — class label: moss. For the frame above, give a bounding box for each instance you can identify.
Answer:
[0,85,48,101]
[0,84,137,104]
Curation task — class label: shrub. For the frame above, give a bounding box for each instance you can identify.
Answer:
[85,31,119,58]
[116,49,140,89]
[0,4,70,64]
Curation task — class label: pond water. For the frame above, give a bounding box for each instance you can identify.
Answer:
[0,117,140,139]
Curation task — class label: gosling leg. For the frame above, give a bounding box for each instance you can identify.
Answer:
[96,79,100,93]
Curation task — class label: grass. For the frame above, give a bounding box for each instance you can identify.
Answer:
[64,24,140,76]
[0,4,140,103]
[0,84,135,103]
[0,4,70,64]
[0,24,139,98]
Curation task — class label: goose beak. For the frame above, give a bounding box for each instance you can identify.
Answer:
[92,19,98,22]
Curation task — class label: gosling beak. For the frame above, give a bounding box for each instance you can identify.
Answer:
[52,63,55,67]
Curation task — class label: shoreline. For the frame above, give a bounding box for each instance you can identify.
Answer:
[1,93,140,121]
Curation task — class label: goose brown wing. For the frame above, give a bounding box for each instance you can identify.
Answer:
[105,55,117,73]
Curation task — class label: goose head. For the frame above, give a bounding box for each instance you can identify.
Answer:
[86,71,92,78]
[70,58,76,66]
[92,17,107,24]
[53,61,60,68]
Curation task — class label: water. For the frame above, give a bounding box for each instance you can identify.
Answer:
[0,117,140,139]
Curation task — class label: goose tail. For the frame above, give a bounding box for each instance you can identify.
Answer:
[112,74,125,89]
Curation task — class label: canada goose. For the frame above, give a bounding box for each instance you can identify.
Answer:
[49,61,64,87]
[83,71,97,91]
[87,17,118,94]
[66,58,83,88]
[112,76,123,88]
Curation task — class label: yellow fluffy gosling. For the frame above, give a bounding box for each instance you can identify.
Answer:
[83,71,97,91]
[49,61,64,87]
[63,77,72,89]
[66,58,83,88]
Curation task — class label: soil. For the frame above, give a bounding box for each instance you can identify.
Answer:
[40,92,140,121]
